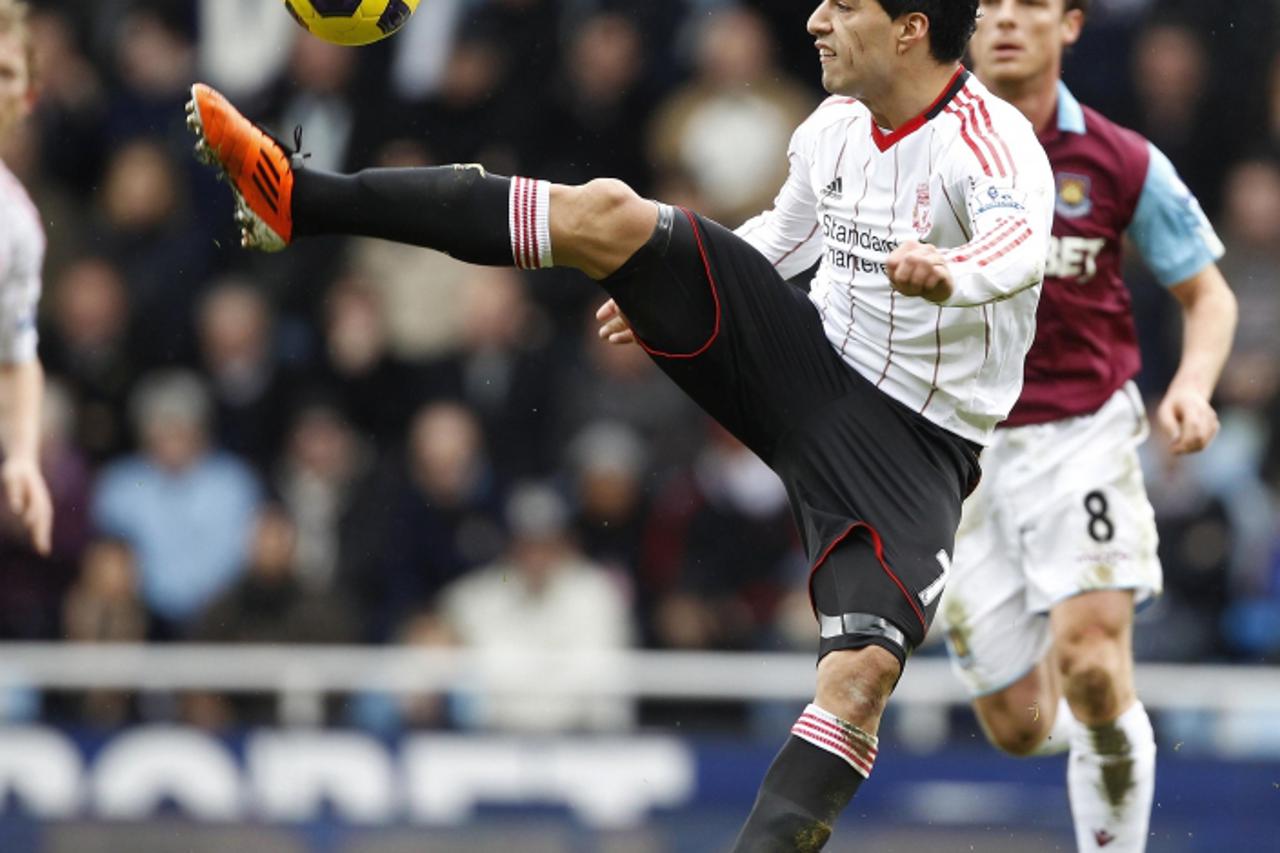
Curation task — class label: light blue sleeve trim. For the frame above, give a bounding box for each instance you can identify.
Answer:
[1128,143,1225,288]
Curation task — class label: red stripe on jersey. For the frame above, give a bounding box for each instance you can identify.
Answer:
[967,100,1008,179]
[947,217,1023,263]
[945,105,993,177]
[920,308,943,415]
[875,146,901,388]
[956,90,1007,178]
[976,227,1033,267]
[791,722,875,776]
[968,89,1017,179]
[952,216,1029,262]
[773,222,820,268]
[961,222,1031,267]
[839,149,876,357]
[876,292,897,388]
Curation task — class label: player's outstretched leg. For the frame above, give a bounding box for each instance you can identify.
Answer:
[731,645,899,852]
[186,82,655,278]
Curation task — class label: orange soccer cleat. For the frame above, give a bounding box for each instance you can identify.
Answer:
[186,82,294,251]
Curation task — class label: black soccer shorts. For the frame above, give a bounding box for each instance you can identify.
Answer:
[601,205,981,667]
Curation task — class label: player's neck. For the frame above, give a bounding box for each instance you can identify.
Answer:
[864,62,963,131]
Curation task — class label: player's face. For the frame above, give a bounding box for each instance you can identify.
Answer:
[971,0,1083,87]
[0,29,32,142]
[808,0,898,98]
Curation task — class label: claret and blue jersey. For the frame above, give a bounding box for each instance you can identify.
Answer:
[1007,82,1225,427]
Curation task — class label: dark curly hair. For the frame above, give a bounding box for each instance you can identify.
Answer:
[877,0,981,63]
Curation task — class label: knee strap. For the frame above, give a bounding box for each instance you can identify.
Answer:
[818,610,911,658]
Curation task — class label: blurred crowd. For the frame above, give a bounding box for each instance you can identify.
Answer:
[1,0,1279,732]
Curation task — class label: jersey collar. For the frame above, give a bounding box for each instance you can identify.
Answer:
[1056,81,1086,135]
[870,66,970,152]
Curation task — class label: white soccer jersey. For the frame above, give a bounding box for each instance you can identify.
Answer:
[737,70,1053,445]
[0,160,43,364]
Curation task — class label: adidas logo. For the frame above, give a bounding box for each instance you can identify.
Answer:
[251,154,281,215]
[821,176,844,200]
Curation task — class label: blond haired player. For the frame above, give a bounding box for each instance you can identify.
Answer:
[0,0,51,556]
[943,1,1237,850]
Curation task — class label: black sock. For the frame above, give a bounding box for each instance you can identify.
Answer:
[732,709,875,852]
[291,165,523,267]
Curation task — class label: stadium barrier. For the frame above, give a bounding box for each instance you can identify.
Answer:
[0,643,1275,713]
[0,644,1275,852]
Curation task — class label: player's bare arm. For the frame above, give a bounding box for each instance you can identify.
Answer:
[0,359,52,555]
[1157,264,1237,455]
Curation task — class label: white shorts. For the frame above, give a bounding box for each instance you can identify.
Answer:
[941,382,1161,697]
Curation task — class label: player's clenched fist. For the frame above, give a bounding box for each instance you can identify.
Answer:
[887,240,954,304]
[1156,386,1219,455]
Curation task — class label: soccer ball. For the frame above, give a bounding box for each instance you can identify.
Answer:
[282,0,420,47]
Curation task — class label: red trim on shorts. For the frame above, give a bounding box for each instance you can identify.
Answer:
[633,207,722,360]
[806,521,927,630]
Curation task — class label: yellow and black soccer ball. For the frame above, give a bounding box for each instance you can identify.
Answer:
[282,0,420,47]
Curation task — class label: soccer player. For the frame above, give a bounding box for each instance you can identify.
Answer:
[0,0,52,556]
[941,2,1237,851]
[188,2,1054,848]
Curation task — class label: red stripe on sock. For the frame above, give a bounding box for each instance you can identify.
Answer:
[798,714,879,759]
[512,178,528,268]
[521,178,535,269]
[529,179,541,268]
[791,722,874,777]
